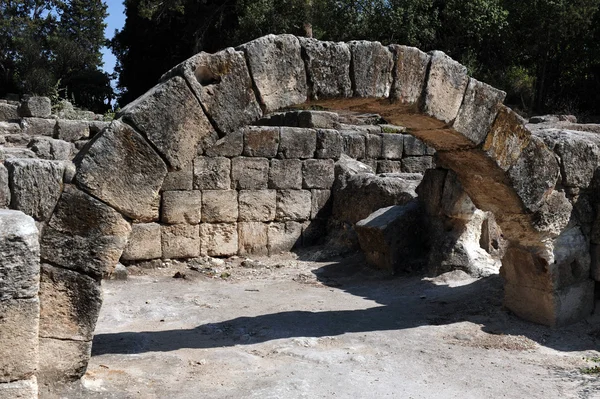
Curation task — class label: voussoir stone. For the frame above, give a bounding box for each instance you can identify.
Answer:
[121,223,162,261]
[75,120,167,222]
[389,45,430,104]
[482,105,531,171]
[423,51,468,123]
[162,47,262,134]
[239,34,308,112]
[299,38,352,100]
[119,76,215,170]
[40,185,131,278]
[349,41,394,98]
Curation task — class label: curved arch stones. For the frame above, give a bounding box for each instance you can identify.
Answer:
[39,35,596,380]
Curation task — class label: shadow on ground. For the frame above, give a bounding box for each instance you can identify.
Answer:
[92,252,600,357]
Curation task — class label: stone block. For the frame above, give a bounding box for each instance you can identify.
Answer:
[205,129,243,157]
[453,78,506,146]
[38,338,91,382]
[298,38,352,100]
[423,51,468,123]
[341,131,366,159]
[243,126,280,157]
[238,222,268,256]
[238,190,276,222]
[268,221,303,254]
[231,157,269,189]
[200,223,238,257]
[440,171,477,219]
[302,159,335,189]
[119,76,215,170]
[0,103,18,120]
[39,264,101,342]
[161,191,202,224]
[0,298,39,383]
[404,135,434,156]
[5,159,65,221]
[0,210,39,300]
[377,160,402,174]
[18,97,51,118]
[161,224,200,259]
[162,47,262,134]
[162,162,193,191]
[54,120,90,142]
[202,190,238,223]
[401,156,434,174]
[315,129,343,159]
[554,133,600,189]
[366,134,382,159]
[279,127,316,159]
[20,117,56,136]
[276,190,311,221]
[416,169,448,216]
[380,133,404,160]
[311,189,332,220]
[193,156,231,190]
[88,120,111,136]
[298,111,340,129]
[121,223,162,261]
[28,137,74,160]
[40,185,131,278]
[349,41,394,98]
[0,164,9,208]
[389,45,430,104]
[268,159,302,189]
[239,34,307,112]
[75,120,167,222]
[0,377,38,399]
[0,121,21,134]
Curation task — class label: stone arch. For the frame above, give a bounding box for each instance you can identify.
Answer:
[37,34,596,381]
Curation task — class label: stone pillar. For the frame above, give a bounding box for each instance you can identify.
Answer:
[0,210,40,399]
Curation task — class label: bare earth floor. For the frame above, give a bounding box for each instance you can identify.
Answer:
[42,250,600,399]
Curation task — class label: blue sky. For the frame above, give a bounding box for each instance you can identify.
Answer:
[100,0,126,76]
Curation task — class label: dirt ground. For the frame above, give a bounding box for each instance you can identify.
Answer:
[42,248,600,399]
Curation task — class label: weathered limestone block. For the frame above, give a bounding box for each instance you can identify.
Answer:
[553,132,600,188]
[28,137,74,160]
[404,135,434,156]
[531,190,573,237]
[315,129,343,159]
[119,76,215,170]
[366,134,382,159]
[356,201,427,273]
[231,157,269,189]
[193,156,231,190]
[202,190,238,223]
[55,120,90,142]
[268,221,303,254]
[0,377,38,398]
[38,338,91,382]
[0,210,39,300]
[389,45,430,104]
[238,222,268,256]
[40,185,131,278]
[0,103,18,120]
[39,264,101,342]
[18,97,51,118]
[0,121,21,135]
[299,38,352,100]
[380,134,404,160]
[453,78,506,146]
[334,154,374,189]
[0,164,10,208]
[551,227,591,288]
[121,223,162,261]
[238,190,276,222]
[161,224,200,259]
[0,147,37,161]
[5,158,65,221]
[416,169,448,216]
[243,126,280,157]
[200,223,238,257]
[377,160,402,174]
[88,120,111,136]
[162,47,262,134]
[423,51,468,123]
[401,156,434,174]
[302,159,335,189]
[311,189,332,220]
[341,131,366,159]
[161,191,202,224]
[298,111,340,129]
[276,190,312,221]
[268,159,302,189]
[349,41,394,98]
[20,117,56,136]
[76,120,167,222]
[239,34,307,112]
[279,127,316,159]
[0,298,39,383]
[162,162,193,191]
[205,129,243,157]
[440,171,477,219]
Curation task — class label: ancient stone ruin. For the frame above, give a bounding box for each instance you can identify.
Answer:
[1,34,600,397]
